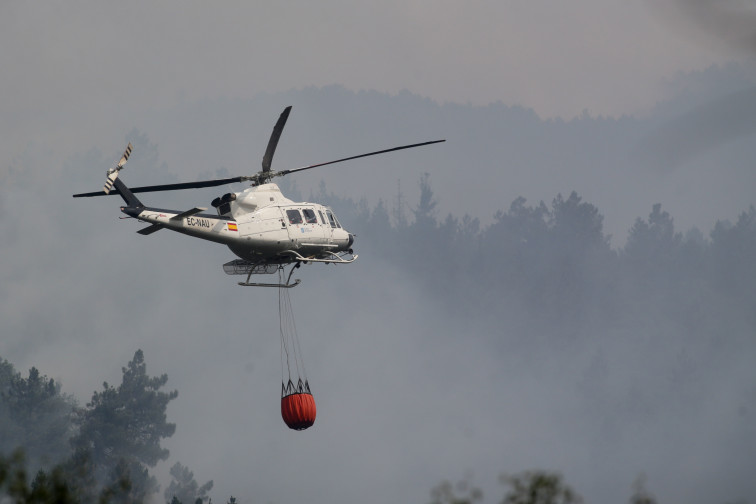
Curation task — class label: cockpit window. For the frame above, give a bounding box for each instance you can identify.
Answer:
[318,210,326,224]
[302,209,317,224]
[326,210,341,228]
[286,209,303,224]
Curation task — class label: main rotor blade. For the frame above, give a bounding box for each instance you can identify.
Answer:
[73,176,245,197]
[280,139,446,176]
[262,106,292,173]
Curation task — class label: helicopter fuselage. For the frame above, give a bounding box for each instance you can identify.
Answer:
[122,183,354,263]
[74,106,442,286]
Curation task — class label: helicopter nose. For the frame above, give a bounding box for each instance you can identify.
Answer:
[347,233,354,249]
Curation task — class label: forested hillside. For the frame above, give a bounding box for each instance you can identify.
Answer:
[2,68,755,503]
[320,176,755,346]
[2,180,754,502]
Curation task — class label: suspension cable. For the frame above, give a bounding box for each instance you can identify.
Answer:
[278,266,308,391]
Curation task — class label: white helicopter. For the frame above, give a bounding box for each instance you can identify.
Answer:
[74,106,444,287]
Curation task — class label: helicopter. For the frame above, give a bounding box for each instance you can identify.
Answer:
[74,106,445,287]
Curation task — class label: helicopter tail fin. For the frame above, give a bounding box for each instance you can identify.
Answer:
[112,177,144,208]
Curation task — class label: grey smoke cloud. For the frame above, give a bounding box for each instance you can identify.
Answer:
[665,0,756,54]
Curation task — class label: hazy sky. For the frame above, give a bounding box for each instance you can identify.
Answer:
[2,3,755,504]
[2,0,754,163]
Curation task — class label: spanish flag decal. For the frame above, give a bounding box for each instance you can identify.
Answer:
[227,222,238,232]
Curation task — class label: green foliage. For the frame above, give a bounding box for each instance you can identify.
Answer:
[0,359,77,469]
[624,203,682,271]
[429,477,483,504]
[0,450,77,504]
[164,462,213,504]
[0,358,15,388]
[1,350,179,504]
[710,205,756,311]
[330,176,755,356]
[550,192,608,251]
[70,349,178,502]
[430,471,662,504]
[413,172,438,227]
[628,476,657,504]
[500,471,582,504]
[72,349,177,466]
[0,450,162,504]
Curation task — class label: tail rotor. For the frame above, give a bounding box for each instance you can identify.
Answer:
[103,143,133,194]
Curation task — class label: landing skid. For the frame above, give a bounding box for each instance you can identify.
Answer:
[239,264,301,288]
[239,279,301,288]
[224,250,357,288]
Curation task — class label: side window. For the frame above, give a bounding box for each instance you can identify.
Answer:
[286,209,303,224]
[302,209,317,224]
[318,210,326,224]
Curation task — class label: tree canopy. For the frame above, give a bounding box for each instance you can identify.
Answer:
[0,350,179,503]
[70,350,178,501]
[0,360,76,471]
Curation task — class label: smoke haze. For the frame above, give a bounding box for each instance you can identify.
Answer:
[1,3,755,504]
